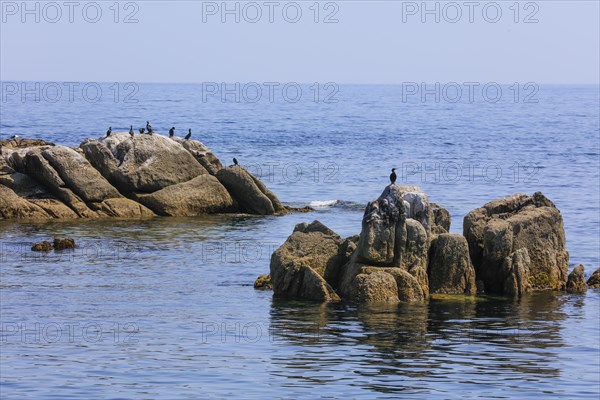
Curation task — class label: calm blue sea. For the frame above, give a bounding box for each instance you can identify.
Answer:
[1,83,599,398]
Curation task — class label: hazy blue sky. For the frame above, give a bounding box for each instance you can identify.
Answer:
[1,1,599,84]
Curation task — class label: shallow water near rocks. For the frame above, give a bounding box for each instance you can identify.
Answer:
[1,84,599,398]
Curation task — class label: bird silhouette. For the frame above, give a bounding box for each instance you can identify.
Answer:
[146,121,153,134]
[233,158,238,166]
[390,168,397,184]
[169,127,175,137]
[106,127,112,137]
[129,125,134,137]
[184,129,192,140]
[139,128,145,134]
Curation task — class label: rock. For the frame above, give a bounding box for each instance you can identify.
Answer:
[502,248,531,297]
[0,184,52,219]
[0,138,54,149]
[81,133,207,194]
[31,241,53,252]
[431,203,451,235]
[8,146,153,219]
[463,192,568,294]
[254,274,272,290]
[353,271,399,303]
[269,221,343,301]
[53,237,76,250]
[41,146,122,203]
[340,263,425,302]
[566,265,587,294]
[216,166,284,215]
[171,137,223,175]
[134,175,234,216]
[587,268,600,288]
[428,233,476,295]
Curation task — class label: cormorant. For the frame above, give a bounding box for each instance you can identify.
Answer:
[139,128,145,134]
[129,125,134,137]
[184,129,192,140]
[233,158,238,166]
[146,121,153,134]
[169,127,175,137]
[9,135,19,139]
[106,127,112,137]
[390,168,397,184]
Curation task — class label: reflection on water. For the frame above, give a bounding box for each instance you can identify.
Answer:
[267,292,598,398]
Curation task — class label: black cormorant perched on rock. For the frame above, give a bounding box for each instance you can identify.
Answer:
[139,128,145,134]
[169,127,175,137]
[184,129,192,140]
[146,121,153,134]
[106,127,112,137]
[390,168,397,184]
[129,125,134,137]
[233,158,238,166]
[9,135,19,139]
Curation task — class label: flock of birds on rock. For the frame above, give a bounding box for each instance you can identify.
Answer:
[106,121,193,140]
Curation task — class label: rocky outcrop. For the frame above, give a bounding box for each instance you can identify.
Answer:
[463,192,568,294]
[4,145,153,219]
[566,265,587,294]
[587,268,600,288]
[269,221,343,301]
[427,234,476,295]
[1,134,285,220]
[217,166,285,215]
[263,188,574,304]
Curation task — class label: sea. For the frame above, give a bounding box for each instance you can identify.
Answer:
[0,83,599,398]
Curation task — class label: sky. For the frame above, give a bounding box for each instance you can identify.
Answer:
[0,0,599,84]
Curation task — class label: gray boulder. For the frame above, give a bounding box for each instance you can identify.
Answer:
[81,132,207,194]
[217,166,285,215]
[171,137,223,175]
[269,221,343,301]
[135,175,234,216]
[428,233,476,295]
[463,192,568,294]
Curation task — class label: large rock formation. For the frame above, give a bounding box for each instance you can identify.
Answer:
[269,185,437,303]
[0,134,285,220]
[263,187,573,303]
[463,192,568,294]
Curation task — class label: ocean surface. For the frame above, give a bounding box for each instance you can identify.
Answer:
[1,84,599,398]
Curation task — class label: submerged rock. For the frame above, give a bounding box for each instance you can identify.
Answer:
[463,192,568,294]
[254,274,273,290]
[566,265,587,294]
[31,241,53,252]
[587,268,600,288]
[53,237,76,250]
